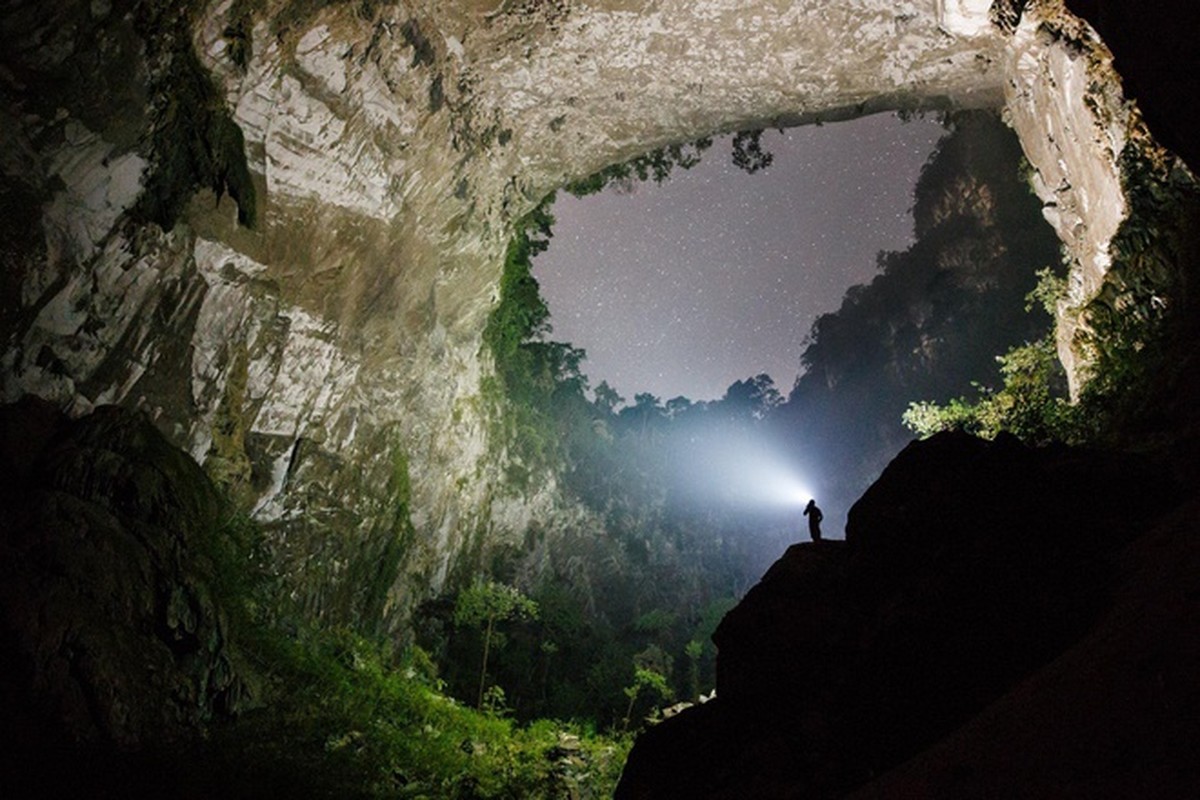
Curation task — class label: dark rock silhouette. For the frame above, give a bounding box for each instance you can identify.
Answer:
[617,431,1196,798]
[1065,0,1200,175]
[0,398,251,791]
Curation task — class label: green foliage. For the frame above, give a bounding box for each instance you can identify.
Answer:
[481,199,593,486]
[484,201,556,370]
[203,627,631,798]
[901,233,1078,445]
[194,511,627,797]
[454,579,539,630]
[455,579,539,708]
[204,508,278,631]
[903,336,1077,444]
[633,608,678,634]
[565,137,714,196]
[621,666,673,731]
[1026,265,1068,316]
[901,256,1074,443]
[1070,139,1199,440]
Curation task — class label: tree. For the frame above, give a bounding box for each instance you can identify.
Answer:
[719,373,782,420]
[731,129,774,174]
[621,666,673,732]
[593,380,624,416]
[454,579,539,709]
[664,395,694,419]
[620,392,665,436]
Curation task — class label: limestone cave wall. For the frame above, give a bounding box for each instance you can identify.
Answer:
[0,0,1177,629]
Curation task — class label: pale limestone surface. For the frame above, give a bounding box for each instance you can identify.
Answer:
[0,0,1167,627]
[1001,3,1133,396]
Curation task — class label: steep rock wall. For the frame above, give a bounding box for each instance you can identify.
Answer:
[0,0,1173,628]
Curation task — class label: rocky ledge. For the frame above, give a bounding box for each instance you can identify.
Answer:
[617,431,1200,798]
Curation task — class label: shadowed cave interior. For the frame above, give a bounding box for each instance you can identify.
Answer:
[2,1,1200,798]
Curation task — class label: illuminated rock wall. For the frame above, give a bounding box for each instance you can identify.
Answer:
[0,0,1162,627]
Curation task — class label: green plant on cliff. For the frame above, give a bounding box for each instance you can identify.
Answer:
[903,268,1077,444]
[482,199,591,485]
[903,335,1076,444]
[1070,138,1199,441]
[566,137,714,196]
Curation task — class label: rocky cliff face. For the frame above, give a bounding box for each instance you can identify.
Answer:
[0,0,1184,628]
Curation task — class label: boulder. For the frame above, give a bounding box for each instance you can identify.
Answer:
[618,431,1186,798]
[0,397,250,772]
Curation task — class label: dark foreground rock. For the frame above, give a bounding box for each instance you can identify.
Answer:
[617,431,1198,798]
[0,397,251,792]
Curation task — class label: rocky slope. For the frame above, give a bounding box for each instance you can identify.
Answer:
[0,0,1187,630]
[616,431,1197,798]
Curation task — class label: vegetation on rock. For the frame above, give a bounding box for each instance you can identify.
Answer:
[0,397,630,798]
[460,109,1060,736]
[904,129,1200,449]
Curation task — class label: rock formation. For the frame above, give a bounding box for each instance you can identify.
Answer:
[0,397,249,762]
[616,431,1198,797]
[0,0,1189,629]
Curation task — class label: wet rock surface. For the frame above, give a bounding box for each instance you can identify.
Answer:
[617,431,1194,798]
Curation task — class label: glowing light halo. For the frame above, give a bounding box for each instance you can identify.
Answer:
[783,479,816,507]
[686,437,816,510]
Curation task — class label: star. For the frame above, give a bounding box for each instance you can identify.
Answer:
[533,113,946,402]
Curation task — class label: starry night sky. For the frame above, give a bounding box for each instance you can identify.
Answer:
[532,113,949,402]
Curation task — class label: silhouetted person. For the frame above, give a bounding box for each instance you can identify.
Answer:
[803,499,823,542]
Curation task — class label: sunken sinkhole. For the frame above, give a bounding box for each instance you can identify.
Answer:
[2,0,1200,797]
[514,111,1065,539]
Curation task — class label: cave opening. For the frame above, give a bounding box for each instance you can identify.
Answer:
[532,114,947,403]
[502,108,1066,542]
[6,0,1200,796]
[435,105,1069,743]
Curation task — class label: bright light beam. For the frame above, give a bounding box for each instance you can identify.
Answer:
[683,436,815,510]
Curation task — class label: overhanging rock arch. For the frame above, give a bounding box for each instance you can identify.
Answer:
[0,0,1153,627]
